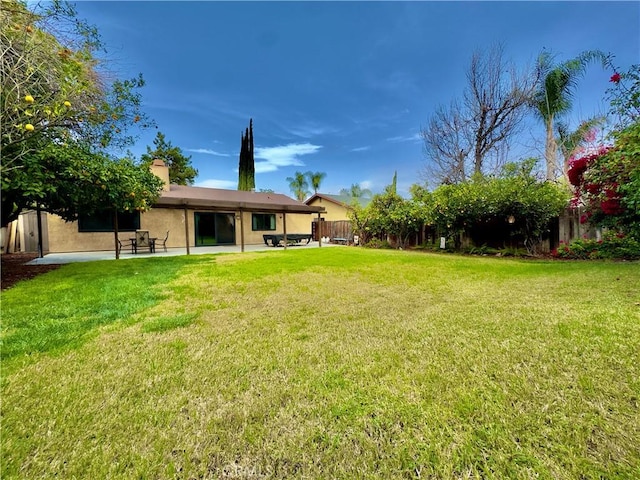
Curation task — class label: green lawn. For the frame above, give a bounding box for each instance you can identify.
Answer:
[1,248,639,479]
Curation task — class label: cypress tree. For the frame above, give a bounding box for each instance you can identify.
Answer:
[248,119,255,190]
[238,118,255,191]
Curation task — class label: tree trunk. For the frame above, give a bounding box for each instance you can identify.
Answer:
[113,209,120,260]
[545,117,558,181]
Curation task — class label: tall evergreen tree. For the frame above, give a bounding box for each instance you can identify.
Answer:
[140,132,198,185]
[238,118,255,191]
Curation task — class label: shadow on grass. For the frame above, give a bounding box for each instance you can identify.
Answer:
[0,255,207,368]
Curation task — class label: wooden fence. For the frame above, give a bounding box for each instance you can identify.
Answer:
[312,220,353,243]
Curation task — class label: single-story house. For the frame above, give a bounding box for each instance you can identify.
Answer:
[305,193,371,221]
[4,160,325,254]
[304,193,372,243]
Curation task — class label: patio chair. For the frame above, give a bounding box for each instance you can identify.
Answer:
[156,230,169,252]
[117,238,135,255]
[135,230,152,253]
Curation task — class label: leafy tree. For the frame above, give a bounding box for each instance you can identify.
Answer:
[422,45,536,184]
[5,141,162,221]
[427,159,568,253]
[140,132,197,185]
[532,50,607,180]
[305,171,326,194]
[286,171,309,201]
[568,65,640,239]
[238,118,255,191]
[1,0,154,226]
[348,176,426,249]
[606,63,640,130]
[3,139,163,257]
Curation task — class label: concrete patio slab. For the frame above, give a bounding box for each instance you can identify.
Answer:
[26,241,341,265]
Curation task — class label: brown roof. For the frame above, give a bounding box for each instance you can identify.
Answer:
[155,184,324,214]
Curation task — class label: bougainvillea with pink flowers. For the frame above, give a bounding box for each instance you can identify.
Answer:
[566,64,640,241]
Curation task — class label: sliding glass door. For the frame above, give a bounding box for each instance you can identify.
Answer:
[194,212,235,246]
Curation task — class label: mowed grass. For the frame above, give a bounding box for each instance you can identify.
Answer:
[1,248,639,479]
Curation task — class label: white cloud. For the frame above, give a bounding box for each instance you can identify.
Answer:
[351,146,371,152]
[196,179,237,189]
[186,148,230,157]
[254,143,322,172]
[360,180,373,190]
[386,132,422,143]
[287,125,335,138]
[254,162,279,174]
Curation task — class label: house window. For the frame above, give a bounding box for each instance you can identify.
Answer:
[78,211,141,232]
[252,213,276,231]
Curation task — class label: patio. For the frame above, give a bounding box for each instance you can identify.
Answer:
[26,241,341,265]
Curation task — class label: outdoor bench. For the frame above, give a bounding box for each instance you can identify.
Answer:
[332,237,348,244]
[263,234,313,247]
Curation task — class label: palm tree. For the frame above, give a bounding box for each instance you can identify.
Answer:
[305,171,326,194]
[339,183,373,203]
[532,50,606,181]
[556,116,605,180]
[286,171,309,201]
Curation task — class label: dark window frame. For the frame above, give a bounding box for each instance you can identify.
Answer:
[78,210,141,232]
[251,213,276,231]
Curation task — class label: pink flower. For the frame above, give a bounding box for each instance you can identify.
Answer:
[585,183,601,195]
[583,129,597,143]
[568,156,589,186]
[610,72,621,83]
[601,200,621,215]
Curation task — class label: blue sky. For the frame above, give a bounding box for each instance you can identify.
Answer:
[72,1,639,198]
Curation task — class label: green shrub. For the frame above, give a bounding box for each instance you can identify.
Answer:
[363,238,392,249]
[464,244,499,255]
[552,232,640,260]
[427,159,569,254]
[498,246,529,257]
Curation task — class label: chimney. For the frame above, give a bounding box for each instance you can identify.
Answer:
[150,159,170,191]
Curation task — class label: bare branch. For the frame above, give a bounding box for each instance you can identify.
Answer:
[422,45,536,185]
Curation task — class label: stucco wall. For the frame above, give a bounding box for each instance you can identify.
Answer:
[307,197,350,221]
[44,208,317,252]
[235,211,314,245]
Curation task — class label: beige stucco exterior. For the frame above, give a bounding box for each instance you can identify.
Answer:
[306,196,350,221]
[44,208,317,253]
[12,162,322,253]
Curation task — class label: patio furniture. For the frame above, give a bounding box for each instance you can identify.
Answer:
[117,238,135,255]
[263,234,313,247]
[130,230,156,254]
[156,230,169,252]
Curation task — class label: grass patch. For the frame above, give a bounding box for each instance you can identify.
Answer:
[2,248,639,479]
[140,313,198,333]
[0,255,207,369]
